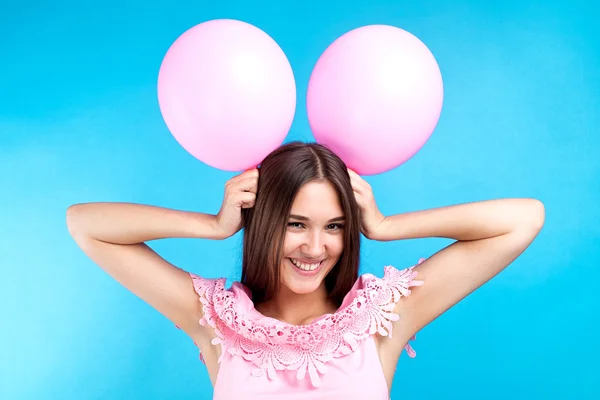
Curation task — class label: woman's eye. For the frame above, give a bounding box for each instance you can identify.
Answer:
[287,222,344,230]
[327,223,344,231]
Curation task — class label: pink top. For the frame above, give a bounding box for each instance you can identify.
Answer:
[185,260,424,399]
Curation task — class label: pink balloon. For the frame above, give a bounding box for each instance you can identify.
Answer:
[158,20,296,171]
[307,25,443,175]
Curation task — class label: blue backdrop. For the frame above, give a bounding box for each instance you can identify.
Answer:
[1,0,598,399]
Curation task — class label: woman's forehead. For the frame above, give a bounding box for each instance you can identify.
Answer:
[290,181,343,218]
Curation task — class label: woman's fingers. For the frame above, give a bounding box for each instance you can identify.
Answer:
[235,191,257,209]
[347,168,369,195]
[226,169,259,193]
[234,176,259,193]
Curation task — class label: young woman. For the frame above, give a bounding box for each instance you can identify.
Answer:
[67,142,545,399]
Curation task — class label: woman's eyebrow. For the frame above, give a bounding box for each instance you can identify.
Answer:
[289,214,345,222]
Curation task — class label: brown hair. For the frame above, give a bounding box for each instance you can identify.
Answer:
[241,142,361,307]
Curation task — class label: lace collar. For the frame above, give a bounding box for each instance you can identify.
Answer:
[192,261,424,387]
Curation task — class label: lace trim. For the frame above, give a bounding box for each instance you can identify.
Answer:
[190,260,424,387]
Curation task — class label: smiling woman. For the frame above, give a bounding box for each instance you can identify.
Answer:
[66,141,544,400]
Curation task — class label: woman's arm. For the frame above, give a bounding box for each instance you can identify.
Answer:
[389,198,545,344]
[67,170,257,340]
[66,202,224,337]
[348,170,545,360]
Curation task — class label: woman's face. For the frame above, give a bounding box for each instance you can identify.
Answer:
[280,180,345,295]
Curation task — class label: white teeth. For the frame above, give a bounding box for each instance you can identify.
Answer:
[290,258,321,271]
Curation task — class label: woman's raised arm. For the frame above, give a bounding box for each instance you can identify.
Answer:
[66,202,225,336]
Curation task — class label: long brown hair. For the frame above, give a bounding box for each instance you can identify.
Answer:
[241,141,361,307]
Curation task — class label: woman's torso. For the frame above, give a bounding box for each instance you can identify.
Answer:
[192,326,404,398]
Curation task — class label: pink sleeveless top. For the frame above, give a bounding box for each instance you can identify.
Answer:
[184,261,424,399]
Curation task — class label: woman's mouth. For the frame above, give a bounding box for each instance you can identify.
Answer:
[288,258,324,276]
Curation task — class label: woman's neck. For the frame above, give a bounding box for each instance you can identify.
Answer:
[257,284,338,326]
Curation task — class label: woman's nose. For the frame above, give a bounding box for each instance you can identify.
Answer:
[302,231,324,257]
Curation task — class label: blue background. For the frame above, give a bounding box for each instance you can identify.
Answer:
[1,0,598,399]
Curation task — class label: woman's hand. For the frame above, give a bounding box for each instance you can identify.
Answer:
[215,168,259,239]
[347,169,387,240]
